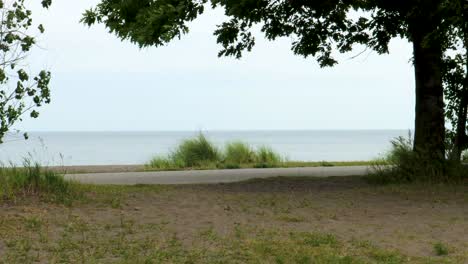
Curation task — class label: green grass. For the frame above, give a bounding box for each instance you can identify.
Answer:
[0,215,458,264]
[0,216,449,264]
[224,141,256,164]
[172,133,220,167]
[146,133,286,170]
[366,134,468,184]
[299,232,338,247]
[0,161,81,204]
[146,133,378,171]
[434,242,449,256]
[1,177,466,263]
[148,133,220,170]
[253,146,283,168]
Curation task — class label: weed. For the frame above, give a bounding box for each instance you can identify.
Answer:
[146,133,220,169]
[254,146,282,167]
[147,156,178,170]
[145,133,381,171]
[369,250,405,264]
[172,133,220,167]
[146,133,285,170]
[0,160,80,204]
[434,242,449,256]
[24,216,43,231]
[367,133,468,184]
[224,141,256,164]
[276,214,305,223]
[319,161,335,167]
[300,233,338,247]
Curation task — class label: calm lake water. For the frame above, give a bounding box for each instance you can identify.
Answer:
[0,130,409,166]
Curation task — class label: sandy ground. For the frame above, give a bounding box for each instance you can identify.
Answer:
[1,176,467,263]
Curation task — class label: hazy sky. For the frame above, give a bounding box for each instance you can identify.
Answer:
[19,0,415,131]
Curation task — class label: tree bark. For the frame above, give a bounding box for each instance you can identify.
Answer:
[411,29,445,162]
[449,36,468,162]
[450,95,468,162]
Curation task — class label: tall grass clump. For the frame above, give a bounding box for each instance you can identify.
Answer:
[224,141,256,164]
[0,159,79,203]
[146,133,285,170]
[253,146,283,168]
[172,133,220,167]
[147,156,183,170]
[147,133,220,169]
[367,134,468,184]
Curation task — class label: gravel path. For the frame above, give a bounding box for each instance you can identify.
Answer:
[64,166,371,185]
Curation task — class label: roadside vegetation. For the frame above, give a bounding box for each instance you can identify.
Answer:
[367,134,468,184]
[146,133,378,171]
[0,160,81,204]
[146,134,282,170]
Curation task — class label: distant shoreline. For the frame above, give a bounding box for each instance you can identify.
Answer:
[15,129,411,133]
[1,130,405,165]
[47,164,145,174]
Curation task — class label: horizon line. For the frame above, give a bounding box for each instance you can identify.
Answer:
[13,128,413,133]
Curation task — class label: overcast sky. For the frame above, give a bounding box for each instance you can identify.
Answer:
[18,0,415,131]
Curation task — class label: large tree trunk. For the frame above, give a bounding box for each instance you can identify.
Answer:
[411,29,445,162]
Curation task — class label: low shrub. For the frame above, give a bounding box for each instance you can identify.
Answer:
[461,151,468,162]
[171,133,220,168]
[254,146,283,168]
[367,134,468,184]
[0,160,80,204]
[147,156,182,170]
[319,161,334,167]
[225,141,256,164]
[433,242,449,256]
[146,133,285,170]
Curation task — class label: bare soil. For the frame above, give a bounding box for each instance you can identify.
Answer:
[1,176,467,263]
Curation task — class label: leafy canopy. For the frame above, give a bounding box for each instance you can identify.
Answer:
[442,0,467,148]
[82,0,460,66]
[0,0,53,143]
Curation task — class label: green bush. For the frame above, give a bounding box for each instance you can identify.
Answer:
[254,146,283,168]
[461,151,468,162]
[0,160,79,203]
[433,242,449,256]
[147,156,182,170]
[319,161,334,167]
[146,133,285,170]
[172,133,220,167]
[367,135,468,184]
[145,133,220,170]
[224,141,256,164]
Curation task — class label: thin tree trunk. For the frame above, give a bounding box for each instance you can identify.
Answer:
[411,29,445,162]
[450,36,468,162]
[450,95,468,162]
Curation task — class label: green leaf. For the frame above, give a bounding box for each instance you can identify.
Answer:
[17,69,29,81]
